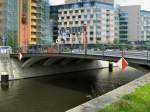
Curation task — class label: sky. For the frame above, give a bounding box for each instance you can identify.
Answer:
[49,0,150,11]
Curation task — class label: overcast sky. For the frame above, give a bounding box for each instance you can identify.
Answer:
[49,0,150,11]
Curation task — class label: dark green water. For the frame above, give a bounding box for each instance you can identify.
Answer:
[0,67,147,112]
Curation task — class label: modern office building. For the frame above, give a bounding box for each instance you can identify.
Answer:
[140,10,150,42]
[118,5,141,43]
[50,1,117,46]
[118,5,150,44]
[0,0,18,46]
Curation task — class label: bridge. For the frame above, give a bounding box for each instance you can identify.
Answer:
[1,48,150,81]
[11,50,150,66]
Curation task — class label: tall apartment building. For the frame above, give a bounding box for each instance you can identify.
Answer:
[0,0,50,50]
[56,1,117,45]
[18,0,50,49]
[65,0,114,4]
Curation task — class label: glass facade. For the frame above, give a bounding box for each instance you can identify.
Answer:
[38,0,51,45]
[119,11,128,42]
[140,10,150,41]
[0,0,18,48]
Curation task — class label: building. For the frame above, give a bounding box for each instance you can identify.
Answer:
[118,5,150,44]
[50,1,117,47]
[18,0,50,50]
[65,0,114,4]
[0,0,7,39]
[0,0,7,44]
[0,0,51,51]
[0,0,18,46]
[140,10,150,42]
[118,5,141,43]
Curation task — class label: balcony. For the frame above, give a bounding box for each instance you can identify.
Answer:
[31,28,37,32]
[31,3,37,7]
[29,41,37,45]
[31,9,37,14]
[31,22,37,26]
[31,15,37,20]
[31,35,37,39]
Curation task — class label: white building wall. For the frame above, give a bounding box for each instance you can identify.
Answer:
[58,7,116,45]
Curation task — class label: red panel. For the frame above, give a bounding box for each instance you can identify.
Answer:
[122,58,128,70]
[83,25,87,49]
[22,23,26,53]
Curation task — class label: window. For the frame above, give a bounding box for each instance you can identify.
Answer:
[97,38,101,40]
[81,9,84,13]
[69,10,73,13]
[58,12,62,15]
[72,16,76,19]
[67,16,70,19]
[75,10,79,13]
[81,21,84,24]
[75,21,78,24]
[64,22,67,25]
[90,32,93,35]
[64,11,67,14]
[66,38,70,41]
[69,21,73,25]
[78,15,81,19]
[90,37,93,41]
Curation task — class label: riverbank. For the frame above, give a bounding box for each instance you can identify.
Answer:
[67,72,150,112]
[99,83,150,112]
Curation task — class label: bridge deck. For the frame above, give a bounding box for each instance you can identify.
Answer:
[10,50,150,66]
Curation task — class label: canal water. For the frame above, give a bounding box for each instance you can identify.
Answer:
[0,66,148,112]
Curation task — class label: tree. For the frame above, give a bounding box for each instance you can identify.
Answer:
[6,31,18,51]
[113,38,119,44]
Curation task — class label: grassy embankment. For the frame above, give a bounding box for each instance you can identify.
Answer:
[99,83,150,112]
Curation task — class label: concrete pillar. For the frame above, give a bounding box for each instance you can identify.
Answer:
[1,72,9,83]
[109,61,113,72]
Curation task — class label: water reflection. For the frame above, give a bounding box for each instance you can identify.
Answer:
[1,83,9,91]
[0,67,147,112]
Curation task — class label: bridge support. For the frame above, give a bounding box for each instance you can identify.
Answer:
[109,62,113,72]
[1,73,9,83]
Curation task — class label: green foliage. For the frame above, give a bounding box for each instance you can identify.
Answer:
[0,38,2,46]
[113,38,119,44]
[99,83,150,112]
